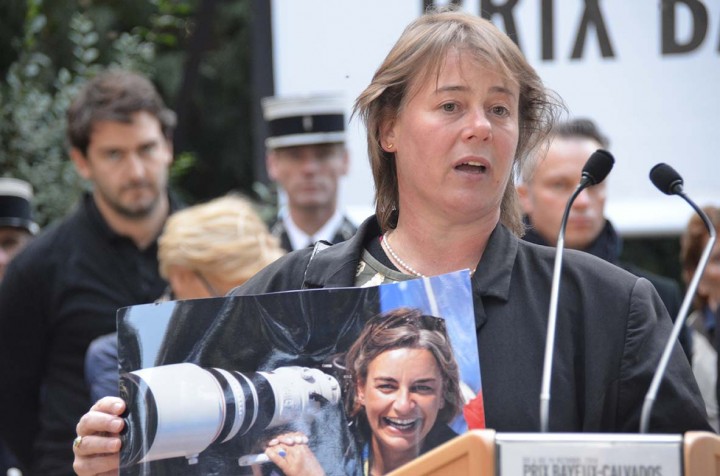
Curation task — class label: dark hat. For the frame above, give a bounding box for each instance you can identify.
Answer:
[0,178,39,235]
[261,93,346,149]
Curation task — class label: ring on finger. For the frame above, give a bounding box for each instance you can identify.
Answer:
[72,435,83,450]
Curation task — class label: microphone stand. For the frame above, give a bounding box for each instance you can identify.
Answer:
[539,149,613,433]
[539,180,589,433]
[639,193,717,433]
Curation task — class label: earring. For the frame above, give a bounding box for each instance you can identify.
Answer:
[386,143,394,150]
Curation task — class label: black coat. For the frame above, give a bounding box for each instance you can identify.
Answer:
[0,193,177,475]
[235,216,711,434]
[523,218,691,360]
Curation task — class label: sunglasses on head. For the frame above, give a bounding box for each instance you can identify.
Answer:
[368,311,446,335]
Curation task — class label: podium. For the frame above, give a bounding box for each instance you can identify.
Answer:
[387,430,720,476]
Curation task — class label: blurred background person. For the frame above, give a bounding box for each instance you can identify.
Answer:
[262,93,356,251]
[85,194,285,402]
[680,205,720,431]
[0,69,179,476]
[517,118,691,359]
[0,178,38,282]
[158,194,285,300]
[0,177,39,476]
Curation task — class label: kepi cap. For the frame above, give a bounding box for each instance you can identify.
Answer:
[262,93,346,149]
[0,178,39,235]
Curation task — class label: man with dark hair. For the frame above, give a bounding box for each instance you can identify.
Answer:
[262,93,356,251]
[0,69,180,475]
[517,118,690,358]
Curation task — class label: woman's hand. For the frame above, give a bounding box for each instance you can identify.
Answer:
[265,431,325,476]
[72,396,125,476]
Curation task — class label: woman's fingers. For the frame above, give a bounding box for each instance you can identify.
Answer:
[91,396,126,415]
[73,434,122,456]
[265,432,324,476]
[73,397,126,475]
[76,403,125,438]
[72,451,122,476]
[266,432,309,447]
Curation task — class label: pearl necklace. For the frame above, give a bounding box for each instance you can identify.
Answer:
[381,231,477,278]
[381,232,427,278]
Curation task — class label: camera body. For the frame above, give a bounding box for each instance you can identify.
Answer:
[120,363,341,466]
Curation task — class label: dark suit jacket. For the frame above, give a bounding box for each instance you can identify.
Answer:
[269,215,357,252]
[523,219,692,361]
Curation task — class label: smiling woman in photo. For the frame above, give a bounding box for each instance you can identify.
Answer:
[261,307,462,476]
[343,308,462,475]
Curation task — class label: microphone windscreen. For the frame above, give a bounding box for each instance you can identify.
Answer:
[649,163,684,195]
[582,149,615,185]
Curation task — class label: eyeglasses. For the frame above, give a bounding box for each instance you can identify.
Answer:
[193,270,221,297]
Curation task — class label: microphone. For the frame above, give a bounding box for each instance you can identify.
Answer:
[539,149,615,432]
[649,162,685,195]
[580,149,615,186]
[640,163,717,433]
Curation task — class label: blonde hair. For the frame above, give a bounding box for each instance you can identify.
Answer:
[158,195,285,286]
[354,7,563,234]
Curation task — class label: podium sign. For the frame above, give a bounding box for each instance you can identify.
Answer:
[497,433,683,476]
[387,430,720,476]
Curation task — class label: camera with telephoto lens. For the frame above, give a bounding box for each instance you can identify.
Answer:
[119,363,341,467]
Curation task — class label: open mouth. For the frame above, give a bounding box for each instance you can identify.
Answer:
[455,161,487,173]
[383,416,420,431]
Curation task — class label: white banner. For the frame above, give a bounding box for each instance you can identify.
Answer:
[271,0,720,234]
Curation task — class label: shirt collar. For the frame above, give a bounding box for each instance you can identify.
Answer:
[282,208,345,249]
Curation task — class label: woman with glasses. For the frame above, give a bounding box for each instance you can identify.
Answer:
[73,7,710,475]
[156,194,285,300]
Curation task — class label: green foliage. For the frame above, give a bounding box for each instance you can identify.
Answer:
[0,6,155,226]
[0,1,259,225]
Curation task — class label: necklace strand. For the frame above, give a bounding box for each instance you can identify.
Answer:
[382,232,427,278]
[381,231,477,278]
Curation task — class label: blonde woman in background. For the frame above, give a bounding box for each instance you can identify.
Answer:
[84,194,285,401]
[157,194,285,300]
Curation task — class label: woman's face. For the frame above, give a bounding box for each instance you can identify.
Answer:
[382,49,520,226]
[356,347,445,460]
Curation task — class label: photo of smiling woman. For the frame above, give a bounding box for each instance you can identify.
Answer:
[344,307,462,475]
[261,307,463,476]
